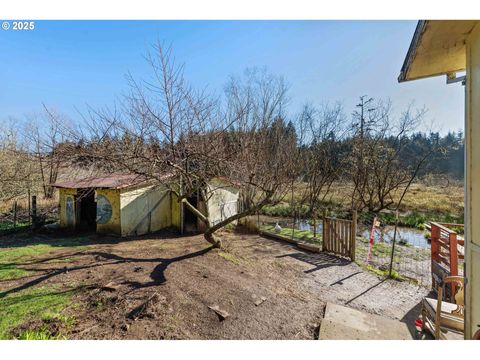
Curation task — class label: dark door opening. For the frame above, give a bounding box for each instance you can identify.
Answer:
[183,194,198,233]
[76,189,96,231]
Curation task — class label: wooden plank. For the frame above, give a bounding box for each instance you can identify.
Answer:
[437,240,450,250]
[339,221,344,256]
[324,218,328,251]
[298,242,321,253]
[431,222,458,234]
[345,221,349,256]
[351,210,357,261]
[322,216,326,252]
[438,222,464,228]
[336,220,340,255]
[334,219,338,254]
[331,219,334,252]
[438,254,450,266]
[328,219,332,252]
[449,232,459,280]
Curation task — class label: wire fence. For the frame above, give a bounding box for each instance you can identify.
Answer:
[251,209,433,286]
[0,195,58,235]
[355,212,432,286]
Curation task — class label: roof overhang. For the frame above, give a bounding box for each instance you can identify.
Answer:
[398,20,479,83]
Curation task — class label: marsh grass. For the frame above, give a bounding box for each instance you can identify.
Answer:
[259,182,464,228]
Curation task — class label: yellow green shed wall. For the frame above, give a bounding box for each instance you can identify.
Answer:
[119,184,174,236]
[170,192,182,230]
[58,188,77,228]
[96,188,121,235]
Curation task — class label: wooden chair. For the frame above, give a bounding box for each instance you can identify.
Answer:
[421,276,464,340]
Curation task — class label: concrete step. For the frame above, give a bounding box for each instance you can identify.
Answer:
[319,302,413,340]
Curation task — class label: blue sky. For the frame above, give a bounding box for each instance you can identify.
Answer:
[0,20,465,134]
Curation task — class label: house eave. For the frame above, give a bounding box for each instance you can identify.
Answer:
[398,20,478,83]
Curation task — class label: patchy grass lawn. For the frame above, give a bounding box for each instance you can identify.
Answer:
[0,286,74,339]
[0,230,428,339]
[0,238,86,281]
[0,235,90,339]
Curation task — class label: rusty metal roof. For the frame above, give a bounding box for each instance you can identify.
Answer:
[52,174,150,190]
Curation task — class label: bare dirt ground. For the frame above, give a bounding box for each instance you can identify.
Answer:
[0,229,429,339]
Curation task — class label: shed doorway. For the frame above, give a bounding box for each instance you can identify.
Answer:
[76,189,96,231]
[183,194,199,233]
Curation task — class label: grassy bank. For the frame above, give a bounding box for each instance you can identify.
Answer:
[259,223,321,245]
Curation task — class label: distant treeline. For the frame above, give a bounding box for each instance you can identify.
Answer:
[277,119,464,180]
[359,130,464,180]
[404,131,464,179]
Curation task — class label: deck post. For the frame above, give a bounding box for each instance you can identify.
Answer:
[430,224,440,287]
[431,223,440,261]
[449,232,459,297]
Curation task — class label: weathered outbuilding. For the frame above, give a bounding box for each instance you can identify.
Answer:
[53,174,239,237]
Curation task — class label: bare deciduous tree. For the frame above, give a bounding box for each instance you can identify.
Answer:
[0,120,38,201]
[23,105,70,198]
[297,102,346,217]
[71,44,295,248]
[346,97,431,213]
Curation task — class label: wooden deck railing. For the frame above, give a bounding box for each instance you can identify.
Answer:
[430,222,464,299]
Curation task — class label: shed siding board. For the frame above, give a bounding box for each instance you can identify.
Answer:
[206,181,239,226]
[96,188,121,235]
[466,23,480,339]
[58,188,77,228]
[119,184,171,236]
[170,191,181,230]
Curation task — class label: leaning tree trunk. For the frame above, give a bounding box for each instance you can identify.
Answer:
[182,195,273,249]
[181,198,222,248]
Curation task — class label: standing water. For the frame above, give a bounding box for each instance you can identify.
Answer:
[276,219,430,249]
[360,226,430,249]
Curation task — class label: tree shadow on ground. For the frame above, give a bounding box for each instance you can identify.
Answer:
[344,278,387,305]
[0,227,192,249]
[329,271,362,286]
[0,246,213,298]
[276,251,350,273]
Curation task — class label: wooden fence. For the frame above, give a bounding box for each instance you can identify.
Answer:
[322,211,357,261]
